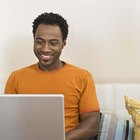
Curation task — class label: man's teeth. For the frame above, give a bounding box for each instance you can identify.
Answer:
[42,55,50,58]
[41,54,51,60]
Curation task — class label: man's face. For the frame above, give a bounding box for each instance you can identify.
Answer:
[34,24,65,71]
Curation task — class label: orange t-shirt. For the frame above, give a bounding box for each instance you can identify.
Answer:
[5,62,100,132]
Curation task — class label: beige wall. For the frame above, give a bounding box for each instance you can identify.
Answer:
[0,0,140,83]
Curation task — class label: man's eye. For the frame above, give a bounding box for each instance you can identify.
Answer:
[35,40,44,45]
[50,42,58,46]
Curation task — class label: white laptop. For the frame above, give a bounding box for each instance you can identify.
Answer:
[0,94,65,140]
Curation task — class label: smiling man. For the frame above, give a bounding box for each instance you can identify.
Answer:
[34,24,65,71]
[5,12,100,140]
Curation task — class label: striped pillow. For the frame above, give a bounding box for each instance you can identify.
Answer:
[91,113,134,140]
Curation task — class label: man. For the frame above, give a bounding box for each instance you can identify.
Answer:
[5,12,100,140]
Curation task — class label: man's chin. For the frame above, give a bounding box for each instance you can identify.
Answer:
[39,61,52,66]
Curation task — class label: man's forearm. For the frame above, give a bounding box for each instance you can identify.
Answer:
[65,126,97,140]
[65,112,100,140]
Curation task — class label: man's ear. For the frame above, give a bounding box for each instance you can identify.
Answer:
[63,40,66,48]
[62,40,66,48]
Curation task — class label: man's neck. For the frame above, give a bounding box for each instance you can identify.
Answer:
[38,61,64,71]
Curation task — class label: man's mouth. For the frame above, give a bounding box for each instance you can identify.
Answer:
[40,54,52,61]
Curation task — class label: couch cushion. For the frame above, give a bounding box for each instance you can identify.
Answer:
[93,113,134,140]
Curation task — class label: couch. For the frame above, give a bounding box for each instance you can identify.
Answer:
[95,83,140,140]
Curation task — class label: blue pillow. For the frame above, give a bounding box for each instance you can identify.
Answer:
[91,113,134,140]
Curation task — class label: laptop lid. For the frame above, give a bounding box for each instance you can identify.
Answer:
[0,94,65,140]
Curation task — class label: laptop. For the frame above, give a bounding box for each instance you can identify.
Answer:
[0,94,65,140]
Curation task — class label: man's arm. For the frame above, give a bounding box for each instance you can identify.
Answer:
[4,72,17,94]
[65,111,100,140]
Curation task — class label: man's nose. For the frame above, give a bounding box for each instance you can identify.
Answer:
[42,43,51,52]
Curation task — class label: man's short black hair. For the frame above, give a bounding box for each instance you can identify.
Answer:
[32,12,69,41]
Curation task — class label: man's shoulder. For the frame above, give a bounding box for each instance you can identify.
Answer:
[12,63,37,75]
[65,62,91,75]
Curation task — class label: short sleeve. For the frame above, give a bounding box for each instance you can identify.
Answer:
[4,72,17,94]
[79,72,100,114]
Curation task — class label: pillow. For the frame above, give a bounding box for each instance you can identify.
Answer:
[91,113,134,140]
[125,95,140,140]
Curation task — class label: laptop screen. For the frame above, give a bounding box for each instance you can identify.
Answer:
[0,94,65,140]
